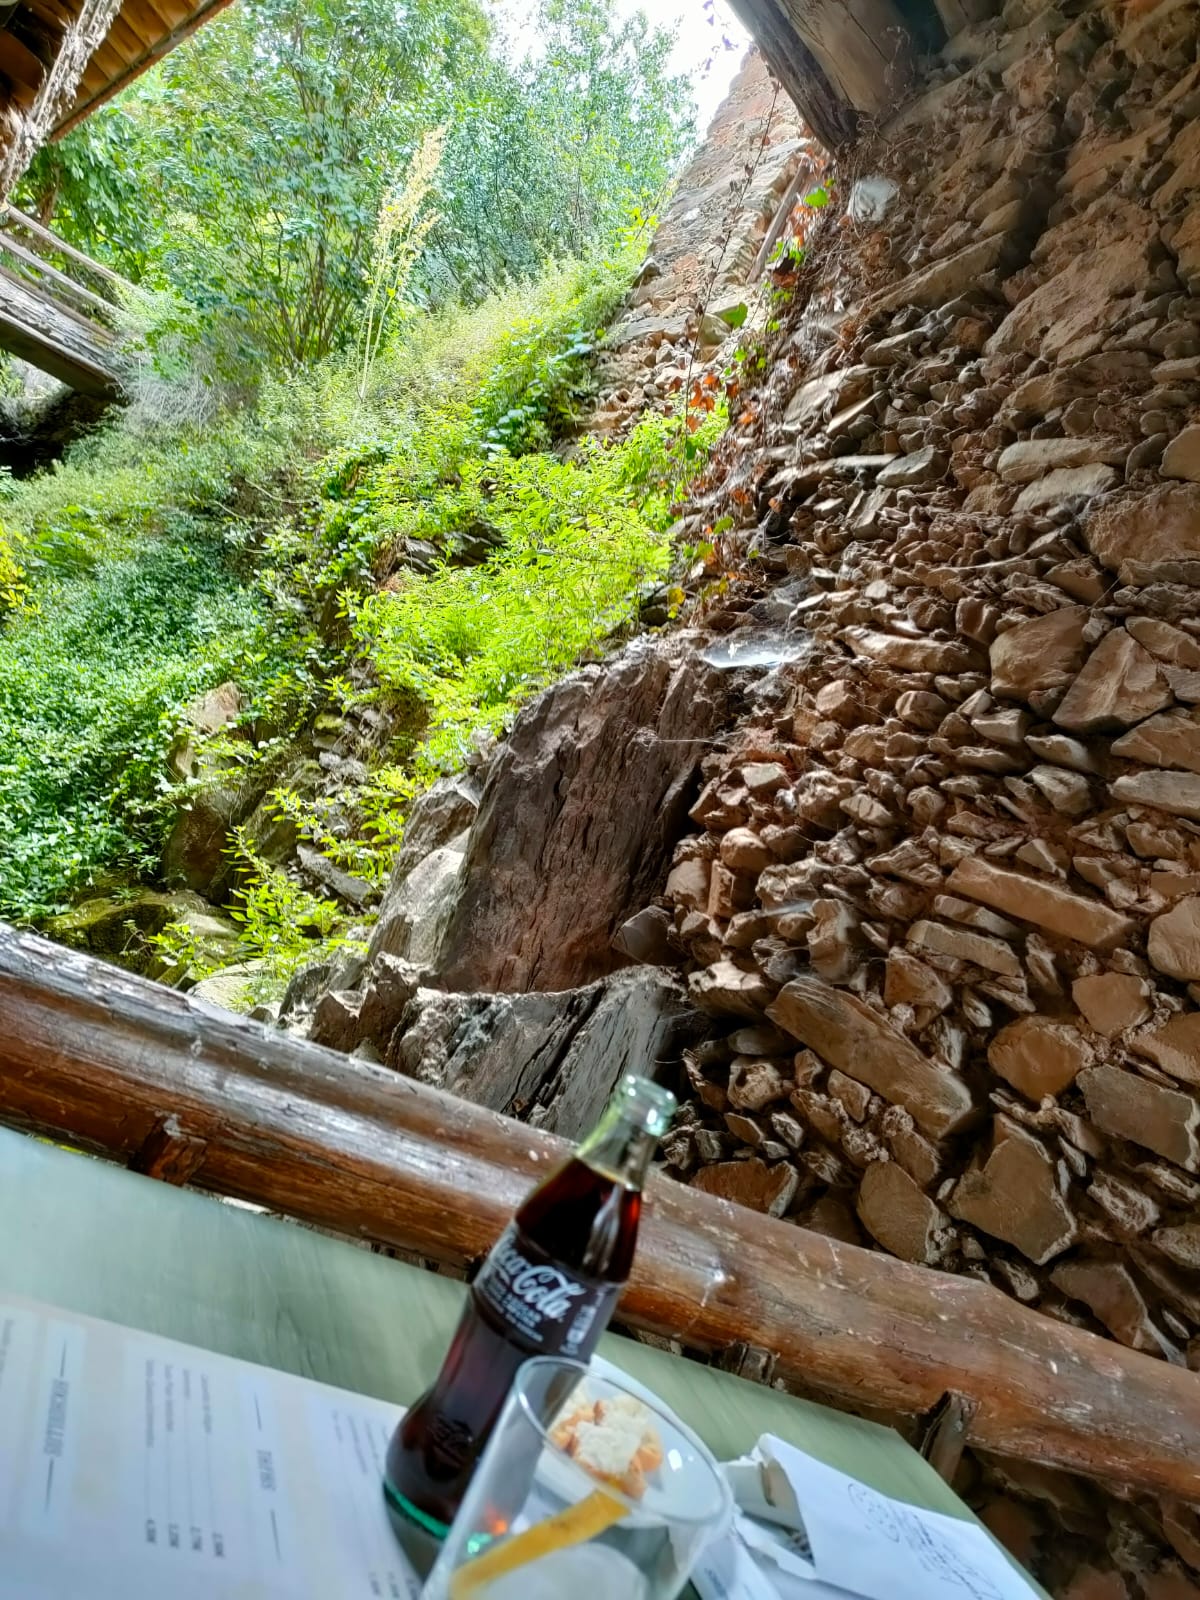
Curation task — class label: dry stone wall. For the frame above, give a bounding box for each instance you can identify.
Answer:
[612,0,1200,1589]
[585,49,816,440]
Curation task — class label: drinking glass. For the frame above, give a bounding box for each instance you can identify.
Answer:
[422,1356,732,1600]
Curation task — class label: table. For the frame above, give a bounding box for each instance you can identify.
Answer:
[0,1126,1031,1585]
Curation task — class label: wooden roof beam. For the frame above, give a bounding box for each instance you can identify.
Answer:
[727,0,920,149]
[0,923,1196,1500]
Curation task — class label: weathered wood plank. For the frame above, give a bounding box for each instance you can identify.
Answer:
[728,0,914,149]
[4,203,133,291]
[0,260,120,394]
[0,923,1196,1498]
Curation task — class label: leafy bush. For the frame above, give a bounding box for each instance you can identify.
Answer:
[0,535,270,918]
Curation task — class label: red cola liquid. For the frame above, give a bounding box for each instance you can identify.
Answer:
[383,1154,641,1540]
[382,1074,675,1564]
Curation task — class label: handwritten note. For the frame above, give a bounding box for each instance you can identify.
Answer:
[0,1295,420,1599]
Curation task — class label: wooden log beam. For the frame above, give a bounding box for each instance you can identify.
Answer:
[728,0,916,150]
[0,260,120,394]
[0,923,1197,1498]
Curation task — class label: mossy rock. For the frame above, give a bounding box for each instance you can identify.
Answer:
[47,888,239,976]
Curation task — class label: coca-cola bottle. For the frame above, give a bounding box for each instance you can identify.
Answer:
[383,1073,676,1563]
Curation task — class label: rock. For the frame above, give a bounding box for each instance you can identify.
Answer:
[1014,465,1118,512]
[728,1057,791,1111]
[296,844,373,908]
[1112,710,1200,773]
[50,889,240,979]
[842,627,983,674]
[1086,484,1200,585]
[986,227,1154,360]
[1125,619,1200,670]
[435,635,730,992]
[691,1157,800,1217]
[611,906,675,964]
[997,438,1123,483]
[1049,1260,1164,1353]
[856,1160,949,1264]
[1148,897,1200,981]
[162,763,265,898]
[391,775,480,881]
[989,607,1088,699]
[1079,1063,1200,1170]
[720,827,772,872]
[877,446,947,487]
[907,919,1021,977]
[767,975,978,1138]
[1028,765,1092,816]
[1153,1225,1200,1271]
[1024,733,1098,773]
[666,857,711,909]
[690,959,775,1017]
[884,949,953,1014]
[1053,630,1172,733]
[989,1015,1092,1099]
[1110,770,1200,821]
[1162,424,1200,482]
[168,681,244,779]
[873,234,1021,314]
[190,962,265,1013]
[369,838,466,965]
[1071,973,1151,1036]
[807,899,861,981]
[391,968,694,1138]
[947,856,1136,949]
[1131,1013,1200,1087]
[949,1118,1078,1265]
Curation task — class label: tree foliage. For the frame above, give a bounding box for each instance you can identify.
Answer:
[20,0,695,373]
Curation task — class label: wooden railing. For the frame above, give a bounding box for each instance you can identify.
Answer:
[0,921,1196,1499]
[0,203,127,394]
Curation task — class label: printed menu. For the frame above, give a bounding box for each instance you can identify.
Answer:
[0,1294,421,1598]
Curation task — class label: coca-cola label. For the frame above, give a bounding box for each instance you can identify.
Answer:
[472,1225,620,1357]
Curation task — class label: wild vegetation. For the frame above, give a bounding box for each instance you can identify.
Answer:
[0,0,724,992]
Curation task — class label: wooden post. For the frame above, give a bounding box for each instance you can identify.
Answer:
[0,924,1197,1499]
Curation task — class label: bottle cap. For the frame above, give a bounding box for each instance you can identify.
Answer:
[612,1073,676,1136]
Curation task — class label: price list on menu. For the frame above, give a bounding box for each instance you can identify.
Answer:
[0,1295,420,1599]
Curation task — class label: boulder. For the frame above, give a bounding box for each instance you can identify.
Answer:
[986,225,1154,359]
[389,967,697,1139]
[434,635,731,992]
[1013,465,1118,512]
[1130,1012,1200,1086]
[1110,770,1200,821]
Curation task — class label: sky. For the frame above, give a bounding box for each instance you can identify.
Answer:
[621,0,750,134]
[490,0,751,139]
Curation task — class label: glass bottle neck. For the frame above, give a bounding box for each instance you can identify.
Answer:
[576,1112,659,1190]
